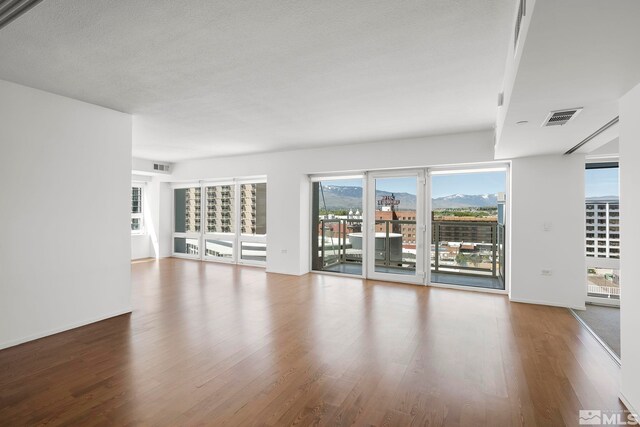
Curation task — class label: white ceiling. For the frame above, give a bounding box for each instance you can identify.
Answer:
[0,0,515,161]
[495,0,640,159]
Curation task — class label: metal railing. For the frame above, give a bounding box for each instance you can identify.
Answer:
[319,219,363,268]
[317,218,505,278]
[432,220,504,278]
[588,284,620,299]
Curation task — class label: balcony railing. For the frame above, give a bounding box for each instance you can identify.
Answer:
[319,219,364,269]
[432,220,504,278]
[588,284,620,299]
[317,218,505,279]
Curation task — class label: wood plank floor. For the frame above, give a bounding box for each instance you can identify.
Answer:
[0,258,625,426]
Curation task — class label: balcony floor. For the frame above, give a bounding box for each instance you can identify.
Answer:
[321,263,416,276]
[322,262,363,275]
[431,272,504,290]
[574,304,620,358]
[317,263,504,290]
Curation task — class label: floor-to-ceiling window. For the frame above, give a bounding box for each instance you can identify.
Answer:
[584,162,620,304]
[173,185,202,257]
[173,178,267,266]
[429,168,507,290]
[238,181,267,264]
[572,161,620,360]
[311,176,364,276]
[367,171,424,284]
[309,166,509,290]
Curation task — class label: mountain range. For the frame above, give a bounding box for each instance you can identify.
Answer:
[318,185,499,210]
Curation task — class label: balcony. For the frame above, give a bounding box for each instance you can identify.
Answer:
[315,218,504,289]
[431,220,504,289]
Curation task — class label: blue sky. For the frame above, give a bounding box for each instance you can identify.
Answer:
[321,171,507,198]
[324,168,618,198]
[585,168,619,197]
[431,172,505,198]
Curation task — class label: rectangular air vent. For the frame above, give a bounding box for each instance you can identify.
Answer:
[542,108,583,127]
[153,163,170,172]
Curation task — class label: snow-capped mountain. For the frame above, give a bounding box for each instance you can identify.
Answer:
[432,193,498,208]
[317,185,498,210]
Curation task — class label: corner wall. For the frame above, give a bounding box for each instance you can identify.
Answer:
[0,80,132,349]
[620,82,640,414]
[509,154,586,309]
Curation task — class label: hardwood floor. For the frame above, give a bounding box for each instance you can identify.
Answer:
[0,258,625,426]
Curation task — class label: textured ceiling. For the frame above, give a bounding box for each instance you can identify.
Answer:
[0,0,515,161]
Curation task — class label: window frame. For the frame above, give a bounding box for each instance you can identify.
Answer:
[171,178,267,266]
[131,183,145,235]
[584,159,620,306]
[172,183,202,259]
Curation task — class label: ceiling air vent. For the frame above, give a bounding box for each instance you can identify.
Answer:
[542,108,583,127]
[153,163,170,173]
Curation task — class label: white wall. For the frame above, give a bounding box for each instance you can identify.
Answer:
[619,82,640,415]
[0,80,132,349]
[509,154,586,309]
[169,131,496,275]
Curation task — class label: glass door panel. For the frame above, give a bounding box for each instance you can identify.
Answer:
[429,169,506,290]
[367,172,424,284]
[311,177,364,276]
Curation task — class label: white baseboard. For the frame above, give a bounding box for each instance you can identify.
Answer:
[265,268,304,276]
[0,307,133,351]
[619,391,639,422]
[509,297,585,311]
[428,282,508,295]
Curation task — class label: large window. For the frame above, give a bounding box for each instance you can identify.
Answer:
[131,185,144,234]
[173,179,267,265]
[585,162,619,302]
[311,176,364,276]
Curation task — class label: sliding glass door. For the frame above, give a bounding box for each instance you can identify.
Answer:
[429,168,507,290]
[309,166,509,291]
[366,170,425,284]
[311,176,364,276]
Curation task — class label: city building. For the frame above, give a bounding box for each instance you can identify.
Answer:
[586,198,621,259]
[241,183,267,235]
[184,187,201,233]
[206,185,233,233]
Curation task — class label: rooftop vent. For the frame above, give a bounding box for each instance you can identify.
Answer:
[0,0,44,30]
[542,108,583,127]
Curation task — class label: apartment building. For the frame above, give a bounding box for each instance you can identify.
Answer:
[586,198,621,259]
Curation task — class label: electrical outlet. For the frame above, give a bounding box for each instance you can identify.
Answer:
[541,269,552,276]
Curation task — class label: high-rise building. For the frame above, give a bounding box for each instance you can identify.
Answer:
[206,185,233,233]
[184,187,201,233]
[586,198,620,259]
[241,183,267,235]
